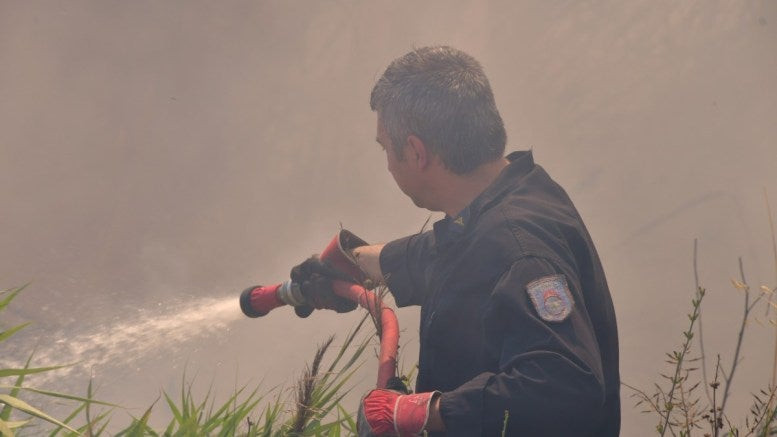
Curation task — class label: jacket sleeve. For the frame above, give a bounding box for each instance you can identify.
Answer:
[438,256,607,436]
[378,230,436,307]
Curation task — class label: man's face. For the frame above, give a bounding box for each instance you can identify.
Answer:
[376,119,424,207]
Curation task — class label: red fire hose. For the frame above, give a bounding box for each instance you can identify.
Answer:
[240,280,399,389]
[239,232,399,389]
[330,279,399,389]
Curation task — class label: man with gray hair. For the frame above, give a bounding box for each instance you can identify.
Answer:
[293,46,620,436]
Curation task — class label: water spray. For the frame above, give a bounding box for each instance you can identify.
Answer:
[238,230,400,389]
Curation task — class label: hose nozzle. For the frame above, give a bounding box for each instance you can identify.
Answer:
[240,280,306,317]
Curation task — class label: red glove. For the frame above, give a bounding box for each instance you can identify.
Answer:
[358,389,440,436]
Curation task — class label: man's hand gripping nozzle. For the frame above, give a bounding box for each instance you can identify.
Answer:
[238,230,400,390]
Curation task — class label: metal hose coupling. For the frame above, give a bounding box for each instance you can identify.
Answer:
[276,280,306,307]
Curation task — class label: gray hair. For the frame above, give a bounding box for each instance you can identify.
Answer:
[370,46,507,174]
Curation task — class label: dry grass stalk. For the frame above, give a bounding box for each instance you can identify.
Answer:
[291,335,334,434]
[695,239,714,407]
[764,189,777,389]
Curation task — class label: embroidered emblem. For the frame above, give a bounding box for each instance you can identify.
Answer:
[526,275,574,322]
[453,216,464,226]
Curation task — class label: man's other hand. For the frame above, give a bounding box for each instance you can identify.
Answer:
[358,389,440,436]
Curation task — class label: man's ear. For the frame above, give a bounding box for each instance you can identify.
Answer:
[406,135,430,170]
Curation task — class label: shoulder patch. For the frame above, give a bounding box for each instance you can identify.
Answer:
[526,274,574,322]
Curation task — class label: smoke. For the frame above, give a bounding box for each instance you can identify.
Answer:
[0,2,775,435]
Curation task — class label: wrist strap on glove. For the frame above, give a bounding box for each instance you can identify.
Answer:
[358,389,440,437]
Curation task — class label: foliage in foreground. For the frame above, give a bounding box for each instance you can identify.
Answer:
[0,285,371,436]
[0,284,118,436]
[6,197,777,435]
[625,238,777,436]
[109,321,368,437]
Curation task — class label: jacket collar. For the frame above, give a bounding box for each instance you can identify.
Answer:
[433,150,534,245]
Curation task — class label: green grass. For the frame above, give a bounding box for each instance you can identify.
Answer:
[0,285,118,436]
[1,285,372,436]
[11,218,777,436]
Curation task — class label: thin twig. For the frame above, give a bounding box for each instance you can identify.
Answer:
[696,238,713,405]
[660,285,705,437]
[744,385,777,436]
[720,259,751,421]
[367,284,389,341]
[759,387,777,435]
[622,381,664,417]
[712,355,722,437]
[418,214,432,234]
[678,367,693,436]
[764,188,777,388]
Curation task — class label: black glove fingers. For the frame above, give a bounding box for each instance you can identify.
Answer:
[291,255,358,284]
[300,274,357,312]
[299,278,326,309]
[310,259,354,282]
[290,256,319,282]
[335,298,358,313]
[289,255,359,315]
[294,304,314,318]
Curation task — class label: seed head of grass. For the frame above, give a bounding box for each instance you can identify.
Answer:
[291,335,334,434]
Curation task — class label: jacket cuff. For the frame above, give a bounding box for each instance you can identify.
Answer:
[379,235,419,307]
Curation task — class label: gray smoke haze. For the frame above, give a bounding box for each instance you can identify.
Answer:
[1,1,776,434]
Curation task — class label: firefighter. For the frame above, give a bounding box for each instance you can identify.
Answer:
[292,46,620,436]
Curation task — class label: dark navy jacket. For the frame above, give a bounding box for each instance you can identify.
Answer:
[380,151,620,436]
